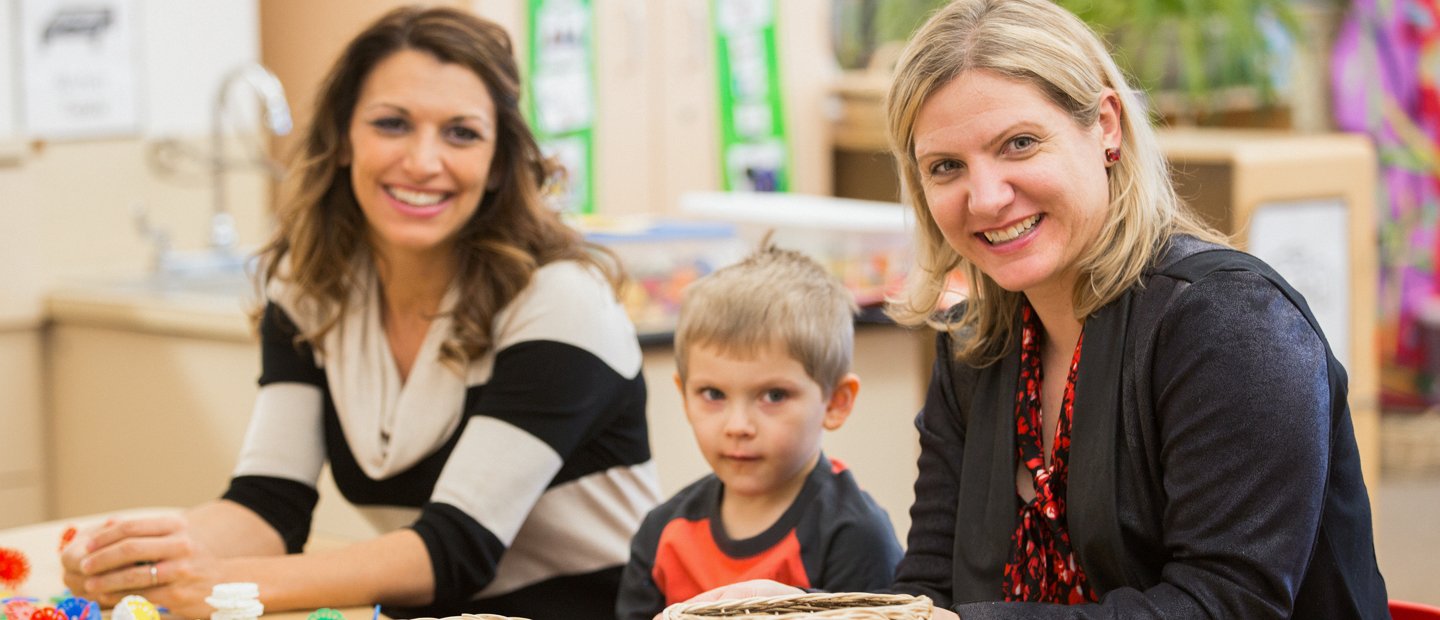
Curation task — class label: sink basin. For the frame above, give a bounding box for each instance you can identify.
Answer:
[124,269,257,298]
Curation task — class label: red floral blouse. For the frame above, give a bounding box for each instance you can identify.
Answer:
[1001,304,1098,605]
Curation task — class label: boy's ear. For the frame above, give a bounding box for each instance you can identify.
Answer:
[673,371,683,395]
[822,373,860,431]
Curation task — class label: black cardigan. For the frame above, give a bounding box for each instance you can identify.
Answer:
[891,236,1389,618]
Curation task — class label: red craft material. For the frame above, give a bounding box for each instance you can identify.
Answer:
[0,546,30,589]
[30,607,69,620]
[58,526,77,552]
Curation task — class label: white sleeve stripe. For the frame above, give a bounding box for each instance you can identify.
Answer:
[491,262,642,378]
[431,416,562,545]
[477,461,661,597]
[233,383,326,487]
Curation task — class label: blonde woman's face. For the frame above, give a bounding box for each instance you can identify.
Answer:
[912,70,1120,308]
[347,49,498,262]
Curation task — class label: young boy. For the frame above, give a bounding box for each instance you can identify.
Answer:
[615,243,903,620]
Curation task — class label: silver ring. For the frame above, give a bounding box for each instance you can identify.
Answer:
[148,562,158,587]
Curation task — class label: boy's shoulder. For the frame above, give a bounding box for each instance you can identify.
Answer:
[801,455,895,532]
[639,472,723,531]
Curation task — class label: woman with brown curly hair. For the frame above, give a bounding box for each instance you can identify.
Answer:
[60,8,659,619]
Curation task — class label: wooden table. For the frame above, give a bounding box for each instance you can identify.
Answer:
[0,509,380,620]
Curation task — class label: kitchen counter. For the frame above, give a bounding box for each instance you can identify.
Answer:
[46,277,257,342]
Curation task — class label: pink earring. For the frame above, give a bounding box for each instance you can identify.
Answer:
[1104,148,1121,164]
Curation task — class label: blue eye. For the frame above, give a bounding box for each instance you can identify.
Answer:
[1009,135,1038,151]
[699,387,724,401]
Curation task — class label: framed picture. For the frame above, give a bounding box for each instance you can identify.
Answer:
[20,0,140,139]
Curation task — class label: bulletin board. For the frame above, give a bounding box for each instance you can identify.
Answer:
[525,0,596,214]
[713,0,789,192]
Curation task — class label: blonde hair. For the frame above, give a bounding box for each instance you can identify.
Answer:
[255,6,619,365]
[675,241,858,396]
[883,0,1227,366]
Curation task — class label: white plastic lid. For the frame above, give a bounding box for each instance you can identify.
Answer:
[210,582,260,600]
[207,600,265,618]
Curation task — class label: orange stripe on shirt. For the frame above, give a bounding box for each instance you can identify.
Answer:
[651,518,812,606]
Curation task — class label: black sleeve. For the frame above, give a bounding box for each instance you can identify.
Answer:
[615,511,668,620]
[257,301,325,387]
[889,330,970,609]
[221,476,318,553]
[954,271,1334,619]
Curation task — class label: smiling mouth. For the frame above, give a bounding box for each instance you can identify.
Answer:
[386,186,450,207]
[980,214,1042,245]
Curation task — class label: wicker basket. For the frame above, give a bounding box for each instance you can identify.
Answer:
[661,593,933,619]
[411,614,529,620]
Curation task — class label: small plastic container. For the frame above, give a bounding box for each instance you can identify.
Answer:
[206,582,263,620]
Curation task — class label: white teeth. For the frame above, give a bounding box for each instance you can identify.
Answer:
[983,214,1040,244]
[387,186,446,207]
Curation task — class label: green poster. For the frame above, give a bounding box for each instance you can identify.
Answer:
[525,0,597,213]
[713,0,789,192]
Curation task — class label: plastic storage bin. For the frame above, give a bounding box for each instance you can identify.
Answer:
[580,216,747,336]
[679,191,913,306]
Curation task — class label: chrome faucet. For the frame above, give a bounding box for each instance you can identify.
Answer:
[210,63,291,254]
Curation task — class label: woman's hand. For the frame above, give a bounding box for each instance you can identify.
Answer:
[61,514,223,619]
[931,607,960,620]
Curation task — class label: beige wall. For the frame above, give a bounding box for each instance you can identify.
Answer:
[0,0,270,522]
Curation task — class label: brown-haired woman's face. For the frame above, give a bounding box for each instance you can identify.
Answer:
[347,49,498,260]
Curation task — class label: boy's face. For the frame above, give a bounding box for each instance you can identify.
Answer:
[677,341,857,503]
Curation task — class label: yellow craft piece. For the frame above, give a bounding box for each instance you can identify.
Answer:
[113,595,159,620]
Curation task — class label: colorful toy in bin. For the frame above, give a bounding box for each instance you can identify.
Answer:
[0,548,30,590]
[580,216,746,335]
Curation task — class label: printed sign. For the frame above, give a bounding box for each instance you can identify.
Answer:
[20,0,140,139]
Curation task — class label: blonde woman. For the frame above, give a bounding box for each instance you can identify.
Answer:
[61,8,658,619]
[681,0,1388,617]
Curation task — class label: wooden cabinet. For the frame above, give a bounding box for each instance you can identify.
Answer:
[0,324,46,527]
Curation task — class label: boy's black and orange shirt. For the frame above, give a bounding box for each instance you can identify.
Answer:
[615,453,903,620]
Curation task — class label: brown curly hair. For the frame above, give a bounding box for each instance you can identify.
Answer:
[256,5,621,365]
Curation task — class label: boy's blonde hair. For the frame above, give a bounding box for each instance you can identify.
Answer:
[675,241,858,395]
